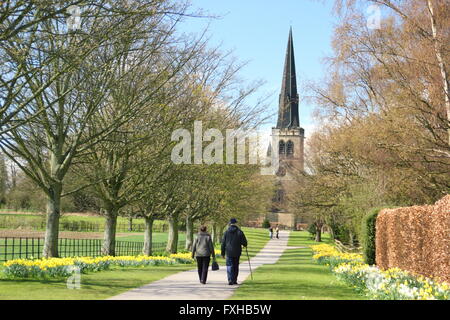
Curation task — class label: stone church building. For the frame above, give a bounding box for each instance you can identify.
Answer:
[248,28,308,230]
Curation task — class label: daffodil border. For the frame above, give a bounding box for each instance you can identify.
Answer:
[311,244,449,300]
[2,253,194,279]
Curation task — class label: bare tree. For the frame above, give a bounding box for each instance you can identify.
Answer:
[310,0,450,203]
[0,0,190,257]
[0,1,148,134]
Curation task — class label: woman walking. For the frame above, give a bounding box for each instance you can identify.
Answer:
[192,225,215,284]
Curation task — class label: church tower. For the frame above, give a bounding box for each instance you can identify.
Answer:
[269,28,305,228]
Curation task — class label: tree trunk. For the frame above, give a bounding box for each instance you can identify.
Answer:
[329,224,335,240]
[102,208,118,255]
[166,214,179,253]
[315,223,322,242]
[128,217,133,232]
[143,216,154,256]
[427,0,450,146]
[349,230,355,247]
[43,184,62,258]
[211,222,218,244]
[185,214,194,251]
[218,224,225,243]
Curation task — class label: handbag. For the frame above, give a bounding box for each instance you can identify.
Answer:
[211,256,219,271]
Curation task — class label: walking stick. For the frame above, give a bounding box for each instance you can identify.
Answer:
[245,247,253,280]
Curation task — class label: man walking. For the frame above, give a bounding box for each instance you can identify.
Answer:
[221,218,248,285]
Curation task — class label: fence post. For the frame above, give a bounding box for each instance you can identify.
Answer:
[5,237,8,261]
[37,238,41,259]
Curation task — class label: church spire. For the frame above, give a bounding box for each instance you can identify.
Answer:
[276,27,300,129]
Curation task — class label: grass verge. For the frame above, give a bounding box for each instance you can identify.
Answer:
[0,264,193,300]
[229,231,365,300]
[212,227,269,268]
[0,227,269,300]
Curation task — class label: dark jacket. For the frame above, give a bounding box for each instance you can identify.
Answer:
[221,225,248,258]
[192,231,215,258]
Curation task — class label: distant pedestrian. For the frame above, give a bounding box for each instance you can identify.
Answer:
[192,225,215,284]
[221,218,248,285]
[269,226,273,239]
[275,225,280,239]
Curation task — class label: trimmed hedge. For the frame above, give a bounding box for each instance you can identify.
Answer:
[361,208,380,265]
[376,195,450,283]
[262,218,270,229]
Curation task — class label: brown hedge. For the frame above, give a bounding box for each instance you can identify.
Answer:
[375,195,450,283]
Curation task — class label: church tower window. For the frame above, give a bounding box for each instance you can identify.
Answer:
[279,140,286,155]
[287,141,294,157]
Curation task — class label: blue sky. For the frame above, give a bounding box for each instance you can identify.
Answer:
[180,0,338,135]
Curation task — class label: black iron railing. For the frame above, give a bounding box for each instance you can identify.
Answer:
[0,237,186,262]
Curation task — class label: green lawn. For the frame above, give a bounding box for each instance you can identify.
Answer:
[0,212,168,233]
[230,231,365,300]
[0,212,137,224]
[0,227,269,300]
[239,227,270,259]
[58,215,167,229]
[211,227,269,268]
[1,226,263,262]
[0,264,194,300]
[116,232,185,243]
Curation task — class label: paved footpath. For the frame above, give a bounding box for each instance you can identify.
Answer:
[109,230,304,300]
